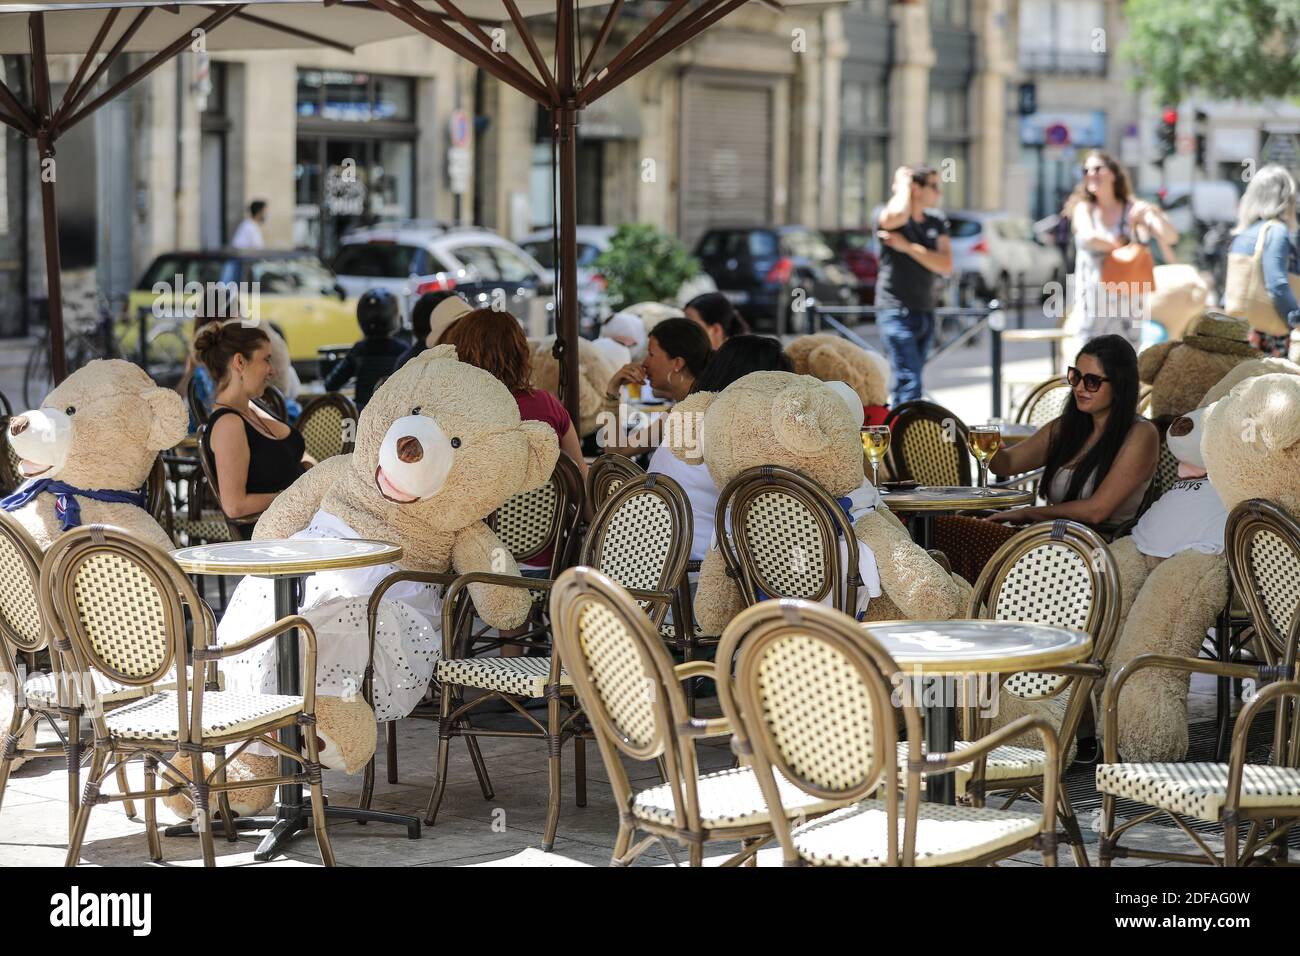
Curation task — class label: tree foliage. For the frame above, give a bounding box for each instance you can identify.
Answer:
[593,223,699,311]
[1122,0,1300,103]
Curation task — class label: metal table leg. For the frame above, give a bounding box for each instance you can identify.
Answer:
[923,676,956,805]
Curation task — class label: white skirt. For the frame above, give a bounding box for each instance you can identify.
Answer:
[216,509,442,723]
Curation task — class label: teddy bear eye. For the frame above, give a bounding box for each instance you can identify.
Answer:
[64,406,76,415]
[411,406,422,416]
[450,437,461,449]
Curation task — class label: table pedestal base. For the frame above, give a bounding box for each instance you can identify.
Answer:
[923,691,957,805]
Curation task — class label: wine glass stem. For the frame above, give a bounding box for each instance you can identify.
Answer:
[979,463,988,492]
[871,461,880,487]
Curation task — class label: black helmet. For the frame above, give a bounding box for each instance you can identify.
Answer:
[357,288,399,338]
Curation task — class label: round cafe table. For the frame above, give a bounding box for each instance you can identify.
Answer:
[862,619,1090,805]
[172,538,421,860]
[880,485,1034,549]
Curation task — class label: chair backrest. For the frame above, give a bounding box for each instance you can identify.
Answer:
[1015,377,1071,428]
[886,400,972,486]
[0,511,48,658]
[550,567,697,824]
[1225,499,1300,667]
[579,472,691,625]
[489,453,584,575]
[256,384,288,423]
[196,424,259,536]
[0,420,21,497]
[585,453,645,514]
[186,375,210,428]
[714,465,859,614]
[719,598,914,862]
[296,392,358,463]
[970,520,1120,710]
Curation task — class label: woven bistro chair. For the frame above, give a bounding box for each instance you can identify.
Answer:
[720,598,1061,866]
[885,400,972,487]
[424,472,692,850]
[550,566,835,866]
[585,452,645,518]
[1014,376,1071,429]
[43,525,335,867]
[897,520,1120,866]
[0,416,22,497]
[296,392,358,464]
[257,384,289,423]
[186,376,210,429]
[1097,501,1300,866]
[371,453,585,791]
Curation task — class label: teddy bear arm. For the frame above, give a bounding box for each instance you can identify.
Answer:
[451,522,533,629]
[251,457,346,540]
[855,511,964,620]
[693,546,746,636]
[1109,535,1155,623]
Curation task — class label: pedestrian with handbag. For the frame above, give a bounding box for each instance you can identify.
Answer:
[1222,164,1300,357]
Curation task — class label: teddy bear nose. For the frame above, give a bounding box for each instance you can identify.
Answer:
[396,435,423,463]
[1169,416,1193,437]
[9,415,27,436]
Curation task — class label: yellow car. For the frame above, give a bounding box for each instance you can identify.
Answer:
[123,250,360,376]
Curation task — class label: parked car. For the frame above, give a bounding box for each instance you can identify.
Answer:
[125,250,359,375]
[946,210,1066,304]
[693,225,856,333]
[518,225,614,335]
[332,222,553,335]
[822,228,879,304]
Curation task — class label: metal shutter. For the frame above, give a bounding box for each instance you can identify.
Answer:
[679,80,773,248]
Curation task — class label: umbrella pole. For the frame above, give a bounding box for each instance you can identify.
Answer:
[29,14,67,385]
[554,0,581,429]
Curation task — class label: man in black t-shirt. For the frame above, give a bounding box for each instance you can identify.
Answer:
[874,164,953,403]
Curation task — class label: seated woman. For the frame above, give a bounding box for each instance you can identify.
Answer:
[647,335,793,563]
[684,291,750,350]
[198,322,313,536]
[932,333,1157,584]
[601,317,712,459]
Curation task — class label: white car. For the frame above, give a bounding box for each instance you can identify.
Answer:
[332,222,553,334]
[946,210,1067,305]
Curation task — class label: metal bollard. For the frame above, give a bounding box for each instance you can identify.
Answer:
[988,301,1006,419]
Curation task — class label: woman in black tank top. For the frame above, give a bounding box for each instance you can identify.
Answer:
[196,322,312,534]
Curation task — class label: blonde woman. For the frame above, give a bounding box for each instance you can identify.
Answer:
[1225,164,1300,356]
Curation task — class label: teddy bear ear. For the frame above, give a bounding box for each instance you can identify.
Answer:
[808,344,867,402]
[663,390,715,462]
[518,419,561,491]
[1231,374,1300,453]
[771,383,844,456]
[144,386,189,451]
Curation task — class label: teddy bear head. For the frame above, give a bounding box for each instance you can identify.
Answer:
[529,336,617,437]
[7,359,187,491]
[785,334,890,407]
[665,371,865,494]
[1202,372,1300,517]
[1138,313,1260,419]
[1167,358,1300,475]
[344,345,559,533]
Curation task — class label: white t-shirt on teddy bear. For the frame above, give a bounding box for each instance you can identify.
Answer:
[1131,477,1229,558]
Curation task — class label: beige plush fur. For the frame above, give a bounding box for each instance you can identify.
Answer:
[1104,360,1300,761]
[527,336,616,438]
[238,346,559,794]
[785,334,890,406]
[4,359,186,552]
[1202,373,1300,518]
[663,371,969,634]
[1137,339,1257,419]
[160,753,279,821]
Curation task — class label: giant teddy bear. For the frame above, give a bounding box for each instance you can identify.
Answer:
[785,334,890,413]
[1106,357,1300,761]
[663,370,971,633]
[529,335,617,438]
[202,346,560,814]
[1137,312,1258,419]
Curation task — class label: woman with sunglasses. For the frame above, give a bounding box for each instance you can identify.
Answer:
[1068,151,1178,345]
[932,334,1157,583]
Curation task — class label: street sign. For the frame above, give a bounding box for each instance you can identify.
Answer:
[449,109,471,148]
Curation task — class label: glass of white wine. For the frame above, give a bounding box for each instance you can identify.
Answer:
[862,425,891,488]
[968,424,1002,495]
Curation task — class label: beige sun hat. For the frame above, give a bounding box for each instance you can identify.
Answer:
[1182,312,1259,357]
[425,296,475,347]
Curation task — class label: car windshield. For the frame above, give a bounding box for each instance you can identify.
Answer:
[520,241,599,270]
[948,217,983,239]
[445,244,539,283]
[249,257,337,296]
[137,255,231,290]
[332,243,420,278]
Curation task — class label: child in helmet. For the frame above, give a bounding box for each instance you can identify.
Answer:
[324,288,408,409]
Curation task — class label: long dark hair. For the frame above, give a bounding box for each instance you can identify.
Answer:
[649,317,712,377]
[685,292,750,340]
[1042,334,1140,502]
[691,335,791,393]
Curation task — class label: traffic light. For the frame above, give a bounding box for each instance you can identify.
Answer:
[1156,108,1178,162]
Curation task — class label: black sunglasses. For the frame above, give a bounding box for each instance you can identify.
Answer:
[1066,367,1110,392]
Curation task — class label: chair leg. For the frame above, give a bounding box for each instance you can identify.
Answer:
[688,842,703,867]
[65,749,107,867]
[1098,794,1115,868]
[65,712,81,838]
[611,822,632,866]
[386,722,398,785]
[1214,608,1232,762]
[213,749,237,843]
[0,708,23,822]
[542,695,562,852]
[303,718,337,867]
[424,689,455,827]
[360,754,376,811]
[189,752,216,868]
[574,732,587,808]
[1223,814,1239,867]
[1058,786,1090,868]
[116,763,137,820]
[464,731,494,801]
[143,755,162,862]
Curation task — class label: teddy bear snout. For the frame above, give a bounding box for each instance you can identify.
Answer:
[1169,416,1193,437]
[9,415,28,436]
[396,435,423,463]
[8,407,71,475]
